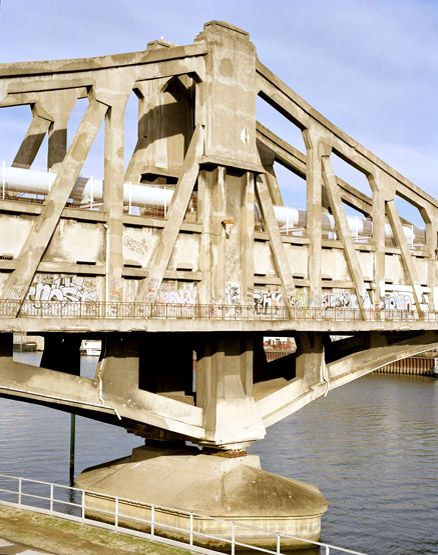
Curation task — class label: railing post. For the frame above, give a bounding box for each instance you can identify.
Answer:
[276,533,281,554]
[81,491,85,521]
[114,496,119,528]
[18,477,22,505]
[325,546,330,555]
[150,504,155,536]
[49,484,54,513]
[189,512,194,545]
[231,521,235,555]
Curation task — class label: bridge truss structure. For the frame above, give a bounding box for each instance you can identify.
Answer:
[0,20,437,450]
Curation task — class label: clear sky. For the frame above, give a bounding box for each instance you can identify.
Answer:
[0,0,436,219]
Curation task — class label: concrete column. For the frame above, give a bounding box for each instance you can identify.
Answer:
[295,333,325,387]
[423,207,438,310]
[97,333,140,397]
[40,333,81,375]
[125,63,194,181]
[12,114,51,169]
[46,91,79,171]
[103,98,128,302]
[197,167,225,303]
[258,142,283,205]
[303,129,323,302]
[240,172,255,301]
[195,21,258,168]
[369,173,386,307]
[195,333,265,449]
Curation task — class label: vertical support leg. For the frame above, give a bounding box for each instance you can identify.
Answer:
[370,177,386,308]
[295,332,326,388]
[104,98,128,302]
[303,129,323,303]
[195,333,265,448]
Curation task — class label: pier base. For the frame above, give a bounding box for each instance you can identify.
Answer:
[76,445,327,550]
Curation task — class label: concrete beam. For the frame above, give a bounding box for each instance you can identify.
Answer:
[1,98,107,308]
[322,155,370,317]
[255,173,295,315]
[135,124,203,302]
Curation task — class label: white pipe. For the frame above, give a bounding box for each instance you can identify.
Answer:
[80,177,174,207]
[273,205,300,227]
[1,166,175,208]
[0,165,423,244]
[3,166,56,193]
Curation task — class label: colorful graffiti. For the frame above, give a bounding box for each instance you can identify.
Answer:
[322,292,359,309]
[253,290,283,313]
[157,282,197,304]
[251,288,371,312]
[27,275,99,304]
[290,289,309,308]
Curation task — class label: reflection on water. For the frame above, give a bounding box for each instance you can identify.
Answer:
[0,354,437,554]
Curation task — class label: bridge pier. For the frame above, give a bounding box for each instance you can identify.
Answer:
[76,330,327,549]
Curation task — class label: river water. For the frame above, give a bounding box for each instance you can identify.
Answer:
[0,353,436,555]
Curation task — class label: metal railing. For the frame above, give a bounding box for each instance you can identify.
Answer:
[0,300,437,323]
[0,473,367,555]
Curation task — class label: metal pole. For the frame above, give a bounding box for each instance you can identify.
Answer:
[189,512,194,545]
[151,505,155,536]
[50,483,54,513]
[69,413,76,486]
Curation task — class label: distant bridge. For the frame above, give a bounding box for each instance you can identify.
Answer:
[0,20,437,450]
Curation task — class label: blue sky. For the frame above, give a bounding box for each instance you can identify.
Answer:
[0,0,436,221]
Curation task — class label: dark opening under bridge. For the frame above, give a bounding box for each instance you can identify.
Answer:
[0,18,436,455]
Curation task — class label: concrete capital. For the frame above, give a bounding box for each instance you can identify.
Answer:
[319,141,332,157]
[198,20,250,41]
[31,103,55,123]
[89,87,130,109]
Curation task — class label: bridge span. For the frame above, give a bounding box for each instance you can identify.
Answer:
[0,19,437,549]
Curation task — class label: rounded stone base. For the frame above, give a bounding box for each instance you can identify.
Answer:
[76,445,328,550]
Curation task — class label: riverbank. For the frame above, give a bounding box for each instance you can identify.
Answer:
[0,505,194,555]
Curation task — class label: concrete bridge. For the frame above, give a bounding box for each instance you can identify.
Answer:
[0,19,437,449]
[0,20,437,547]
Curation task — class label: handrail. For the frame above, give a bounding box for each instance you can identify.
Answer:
[0,473,368,555]
[0,299,436,323]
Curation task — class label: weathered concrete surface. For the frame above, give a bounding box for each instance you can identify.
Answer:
[0,18,437,543]
[76,445,327,550]
[0,505,193,555]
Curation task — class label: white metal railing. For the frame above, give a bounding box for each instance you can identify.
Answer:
[0,473,368,555]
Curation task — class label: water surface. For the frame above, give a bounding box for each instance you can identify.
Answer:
[0,354,436,554]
